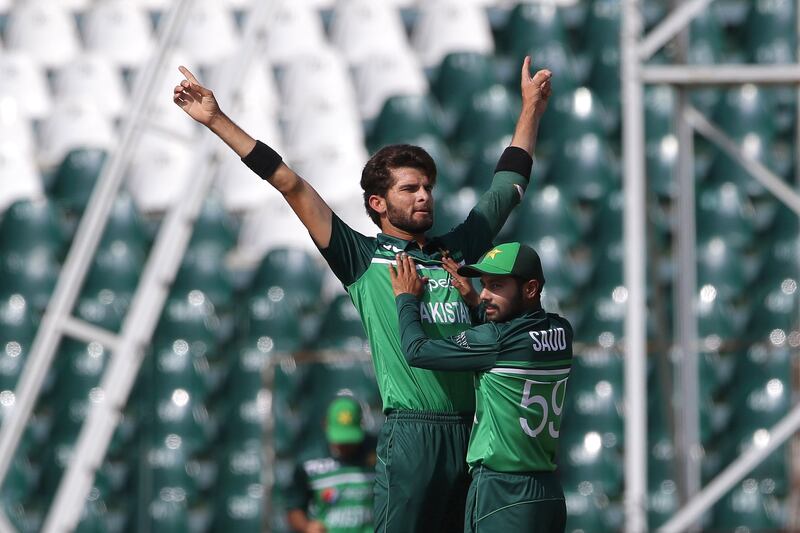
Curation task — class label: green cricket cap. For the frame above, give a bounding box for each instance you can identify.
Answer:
[458,242,545,284]
[326,396,365,445]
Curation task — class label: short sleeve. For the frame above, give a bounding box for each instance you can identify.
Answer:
[318,214,377,286]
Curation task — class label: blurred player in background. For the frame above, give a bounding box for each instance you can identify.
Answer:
[390,243,573,532]
[286,396,376,533]
[173,57,551,532]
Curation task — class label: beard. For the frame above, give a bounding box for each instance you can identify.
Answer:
[485,287,525,322]
[386,202,434,234]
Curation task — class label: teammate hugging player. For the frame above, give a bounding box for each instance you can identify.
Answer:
[390,243,573,532]
[174,57,552,532]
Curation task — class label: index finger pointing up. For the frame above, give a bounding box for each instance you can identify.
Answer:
[179,65,200,84]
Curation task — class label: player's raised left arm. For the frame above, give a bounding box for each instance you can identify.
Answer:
[442,57,552,262]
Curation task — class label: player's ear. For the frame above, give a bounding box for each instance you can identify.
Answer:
[523,279,540,300]
[368,194,387,216]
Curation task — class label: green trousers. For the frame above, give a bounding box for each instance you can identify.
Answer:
[374,410,473,533]
[465,466,566,533]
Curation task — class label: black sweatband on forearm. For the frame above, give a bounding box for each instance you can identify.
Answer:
[241,140,283,180]
[494,146,533,179]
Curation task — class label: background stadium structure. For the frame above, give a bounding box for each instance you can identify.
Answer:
[0,0,797,531]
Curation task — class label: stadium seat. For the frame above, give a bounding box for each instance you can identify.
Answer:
[429,187,479,237]
[563,484,616,532]
[243,298,305,353]
[368,94,444,152]
[713,85,776,142]
[83,1,154,69]
[709,479,782,531]
[647,134,679,199]
[695,284,746,341]
[0,146,43,214]
[533,238,582,304]
[0,53,52,119]
[580,0,620,55]
[171,249,234,311]
[38,99,116,168]
[539,87,607,152]
[699,238,755,303]
[743,0,796,64]
[289,145,368,204]
[5,2,80,68]
[0,199,65,257]
[585,49,621,132]
[311,295,369,353]
[211,444,263,532]
[450,86,515,157]
[278,46,358,120]
[696,181,757,249]
[563,353,623,449]
[715,426,790,496]
[462,138,510,191]
[431,52,496,134]
[514,185,582,249]
[352,51,428,121]
[236,197,323,257]
[0,103,36,162]
[411,0,494,68]
[744,279,798,342]
[0,247,59,312]
[178,0,240,67]
[53,55,126,118]
[558,429,623,497]
[645,85,676,141]
[704,135,780,200]
[329,0,409,65]
[50,149,108,213]
[250,248,325,313]
[127,132,193,212]
[544,132,617,202]
[146,386,216,454]
[263,1,327,65]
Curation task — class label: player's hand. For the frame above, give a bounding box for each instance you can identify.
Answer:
[389,253,427,298]
[173,66,223,127]
[520,56,552,121]
[441,253,480,308]
[304,521,326,533]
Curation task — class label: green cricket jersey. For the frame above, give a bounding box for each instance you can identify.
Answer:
[285,449,376,532]
[319,164,529,413]
[395,294,573,473]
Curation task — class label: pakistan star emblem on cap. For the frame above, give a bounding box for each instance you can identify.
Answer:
[485,248,503,259]
[338,411,353,425]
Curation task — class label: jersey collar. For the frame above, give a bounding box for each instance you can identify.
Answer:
[376,232,422,253]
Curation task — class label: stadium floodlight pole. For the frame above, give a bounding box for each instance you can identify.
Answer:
[621,1,648,532]
[0,0,193,527]
[685,106,800,215]
[659,402,800,533]
[641,64,800,85]
[637,0,714,61]
[671,4,701,521]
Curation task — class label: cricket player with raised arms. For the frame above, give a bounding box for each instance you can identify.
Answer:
[174,56,552,532]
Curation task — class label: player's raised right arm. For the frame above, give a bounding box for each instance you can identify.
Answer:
[173,66,334,248]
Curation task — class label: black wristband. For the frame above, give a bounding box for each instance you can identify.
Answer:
[494,146,533,179]
[241,140,283,180]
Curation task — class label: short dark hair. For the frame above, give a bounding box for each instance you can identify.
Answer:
[360,144,437,227]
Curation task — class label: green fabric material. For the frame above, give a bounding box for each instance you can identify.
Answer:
[285,447,376,533]
[464,466,566,533]
[374,411,472,533]
[395,295,573,472]
[319,168,527,413]
[326,397,365,445]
